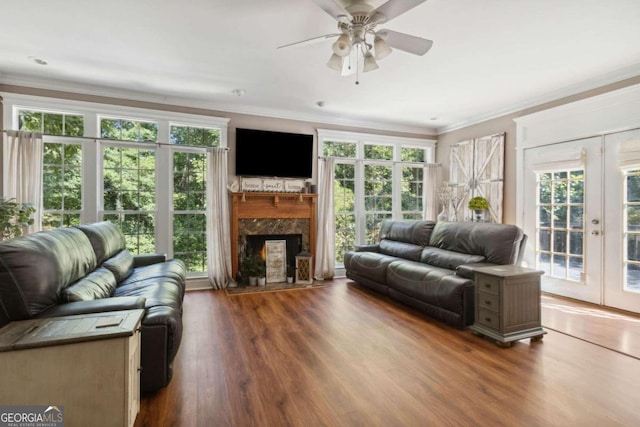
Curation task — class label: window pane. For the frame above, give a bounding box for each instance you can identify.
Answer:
[19,110,43,131]
[568,257,583,282]
[43,113,63,135]
[538,252,551,275]
[401,147,425,162]
[103,147,156,254]
[364,144,393,160]
[553,230,567,253]
[552,254,567,278]
[173,213,207,273]
[65,115,84,136]
[626,264,640,292]
[553,180,567,203]
[539,182,551,203]
[539,206,551,227]
[539,230,550,251]
[401,166,423,214]
[569,206,583,230]
[628,234,640,262]
[628,173,640,202]
[569,232,583,255]
[324,141,356,158]
[628,206,640,231]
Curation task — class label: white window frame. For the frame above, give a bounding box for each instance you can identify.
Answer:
[317,129,436,269]
[2,93,229,281]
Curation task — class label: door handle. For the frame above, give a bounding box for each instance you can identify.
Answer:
[591,230,600,236]
[591,219,600,225]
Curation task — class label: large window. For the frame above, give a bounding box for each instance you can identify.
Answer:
[8,99,229,281]
[319,130,435,268]
[171,124,221,273]
[18,109,84,229]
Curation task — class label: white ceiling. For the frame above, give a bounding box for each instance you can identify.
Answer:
[1,0,640,134]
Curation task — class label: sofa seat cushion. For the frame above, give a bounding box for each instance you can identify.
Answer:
[420,247,485,271]
[386,260,473,313]
[61,267,117,302]
[115,279,183,311]
[118,259,187,295]
[343,251,402,286]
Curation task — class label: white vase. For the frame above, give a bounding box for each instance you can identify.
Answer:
[437,205,449,222]
[249,276,258,286]
[257,277,266,286]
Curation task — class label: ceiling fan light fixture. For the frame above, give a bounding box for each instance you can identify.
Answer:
[332,34,351,57]
[363,52,379,73]
[374,36,392,60]
[326,53,343,71]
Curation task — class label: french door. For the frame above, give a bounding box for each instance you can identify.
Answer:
[523,130,640,313]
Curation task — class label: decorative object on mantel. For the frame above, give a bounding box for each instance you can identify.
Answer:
[227,179,240,192]
[240,177,308,193]
[295,250,313,285]
[468,196,490,223]
[241,177,263,192]
[449,132,505,223]
[0,197,36,241]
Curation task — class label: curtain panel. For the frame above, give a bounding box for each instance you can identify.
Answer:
[206,148,234,288]
[3,131,44,234]
[315,157,335,280]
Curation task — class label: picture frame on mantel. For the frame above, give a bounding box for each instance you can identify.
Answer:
[241,178,262,192]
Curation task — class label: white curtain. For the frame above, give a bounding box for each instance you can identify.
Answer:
[423,163,440,221]
[206,148,233,289]
[314,157,335,280]
[4,131,44,234]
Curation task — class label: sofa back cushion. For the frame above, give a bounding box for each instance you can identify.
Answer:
[420,247,486,271]
[103,249,134,283]
[76,221,126,265]
[379,240,424,262]
[428,222,525,265]
[0,227,97,323]
[379,220,436,246]
[61,267,117,302]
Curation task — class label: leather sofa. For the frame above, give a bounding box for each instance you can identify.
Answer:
[0,221,186,392]
[344,220,526,328]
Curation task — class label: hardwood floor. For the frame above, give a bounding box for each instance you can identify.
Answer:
[135,280,640,426]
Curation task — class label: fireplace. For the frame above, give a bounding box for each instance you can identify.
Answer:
[230,192,317,279]
[244,234,302,273]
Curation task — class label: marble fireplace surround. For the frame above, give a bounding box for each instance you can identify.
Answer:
[230,192,317,279]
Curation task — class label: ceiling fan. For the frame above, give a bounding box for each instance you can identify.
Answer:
[278,0,433,83]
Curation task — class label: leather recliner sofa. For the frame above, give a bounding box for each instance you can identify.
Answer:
[344,220,526,328]
[0,221,186,392]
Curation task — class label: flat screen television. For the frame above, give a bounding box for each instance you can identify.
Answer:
[235,128,314,178]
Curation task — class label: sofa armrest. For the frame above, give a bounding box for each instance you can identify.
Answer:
[134,254,167,267]
[456,262,500,280]
[36,296,146,318]
[354,244,380,253]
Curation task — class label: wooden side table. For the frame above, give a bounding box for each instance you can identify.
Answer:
[470,265,546,347]
[0,309,144,427]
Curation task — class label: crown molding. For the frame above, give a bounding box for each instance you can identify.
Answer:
[435,63,640,135]
[0,73,437,136]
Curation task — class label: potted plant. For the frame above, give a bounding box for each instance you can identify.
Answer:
[241,254,260,286]
[255,259,266,286]
[468,196,489,222]
[0,197,36,241]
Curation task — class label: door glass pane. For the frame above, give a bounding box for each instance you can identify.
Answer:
[536,169,584,282]
[624,169,640,293]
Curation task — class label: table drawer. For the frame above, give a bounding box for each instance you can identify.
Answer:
[476,274,500,295]
[477,308,500,329]
[477,292,500,312]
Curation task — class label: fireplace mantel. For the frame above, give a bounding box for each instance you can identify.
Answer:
[230,192,317,278]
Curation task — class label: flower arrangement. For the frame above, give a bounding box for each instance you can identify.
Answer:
[0,197,36,241]
[468,196,489,211]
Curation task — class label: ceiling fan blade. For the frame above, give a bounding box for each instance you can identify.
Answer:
[377,29,433,56]
[278,33,340,49]
[309,0,352,22]
[372,0,428,24]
